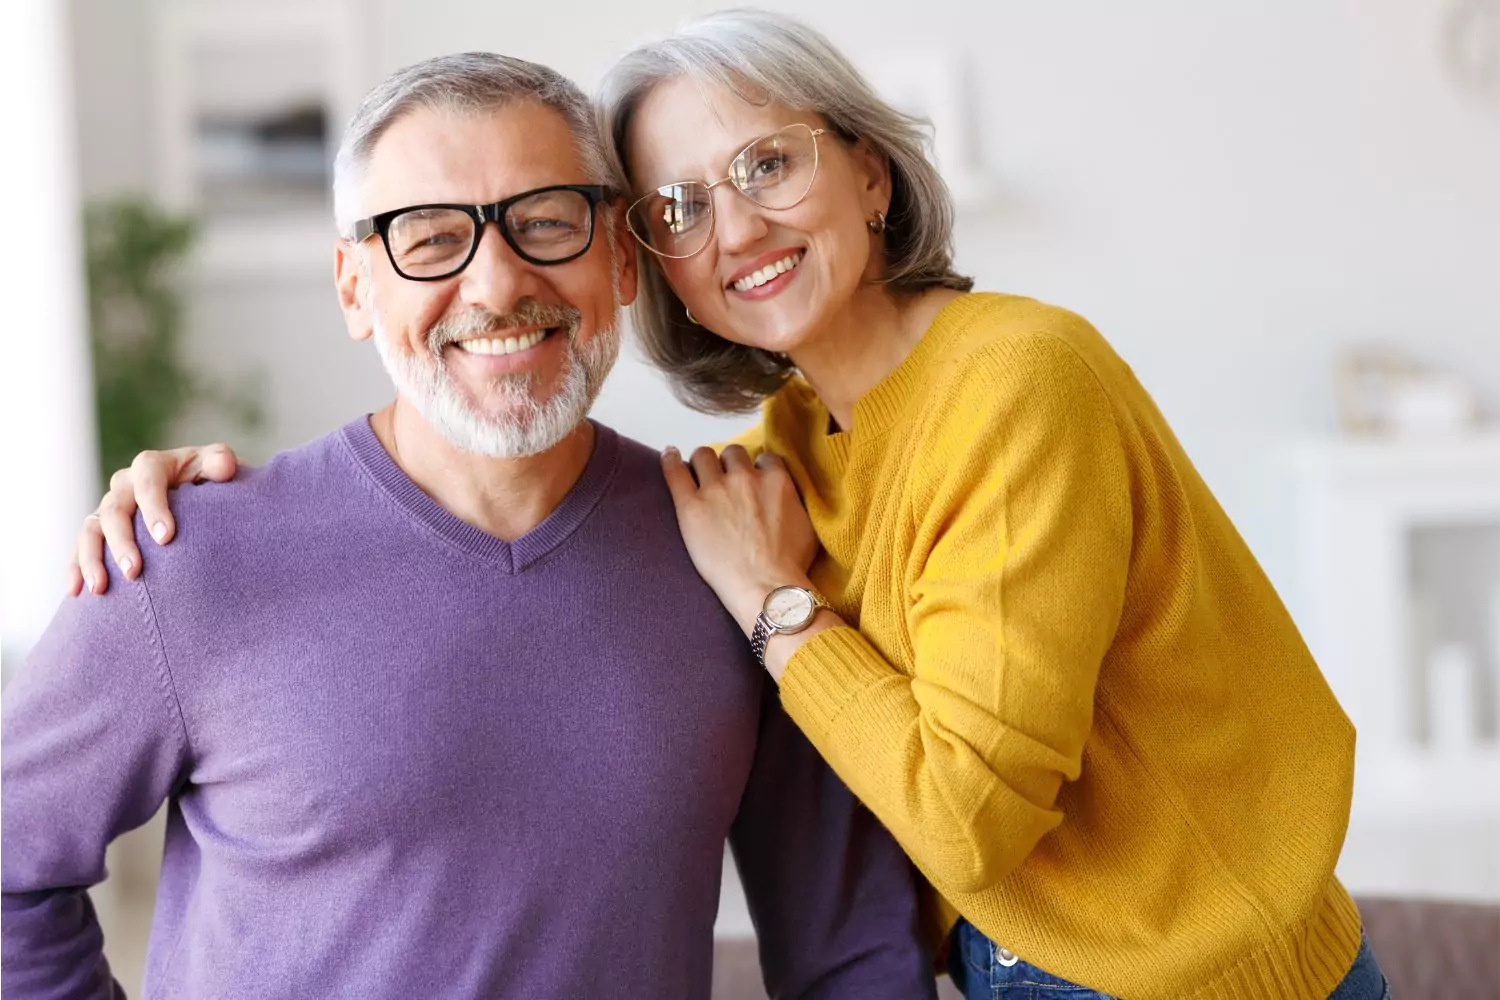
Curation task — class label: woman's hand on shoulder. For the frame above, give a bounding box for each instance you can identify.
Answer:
[659,444,818,634]
[66,443,240,596]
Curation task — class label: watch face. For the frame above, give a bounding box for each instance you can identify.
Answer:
[765,586,815,629]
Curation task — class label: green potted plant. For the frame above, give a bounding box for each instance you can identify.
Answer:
[84,197,263,486]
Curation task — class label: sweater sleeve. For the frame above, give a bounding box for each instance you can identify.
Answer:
[728,681,936,1000]
[778,335,1134,897]
[2,577,191,999]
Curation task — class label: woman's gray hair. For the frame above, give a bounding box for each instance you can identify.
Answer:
[333,52,610,236]
[596,8,973,414]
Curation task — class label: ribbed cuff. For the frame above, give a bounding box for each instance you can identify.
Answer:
[780,626,902,748]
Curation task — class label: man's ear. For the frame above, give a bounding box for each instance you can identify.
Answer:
[609,200,640,308]
[335,240,375,342]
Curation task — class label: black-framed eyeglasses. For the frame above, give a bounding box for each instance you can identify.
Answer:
[349,184,611,281]
[626,124,826,260]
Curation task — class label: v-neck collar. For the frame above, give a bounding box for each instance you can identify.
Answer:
[340,415,619,573]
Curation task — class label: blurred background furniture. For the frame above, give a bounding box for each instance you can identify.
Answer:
[1287,436,1500,901]
[711,897,1500,1000]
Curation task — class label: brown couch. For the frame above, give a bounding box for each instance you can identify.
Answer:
[711,897,1500,999]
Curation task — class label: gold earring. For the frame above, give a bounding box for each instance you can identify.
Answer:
[867,210,887,235]
[684,305,698,325]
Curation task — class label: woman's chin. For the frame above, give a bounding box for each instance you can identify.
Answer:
[717,313,819,357]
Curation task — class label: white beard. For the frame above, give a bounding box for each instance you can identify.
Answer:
[373,302,620,460]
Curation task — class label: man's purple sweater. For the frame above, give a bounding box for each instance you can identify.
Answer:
[2,418,932,999]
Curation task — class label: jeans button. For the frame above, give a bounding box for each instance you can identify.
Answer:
[996,946,1020,967]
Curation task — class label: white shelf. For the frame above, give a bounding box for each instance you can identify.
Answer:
[1289,432,1500,479]
[1351,748,1500,818]
[187,213,338,283]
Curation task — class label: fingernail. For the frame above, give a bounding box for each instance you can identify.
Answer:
[118,556,134,577]
[151,521,168,543]
[87,574,97,594]
[663,446,680,460]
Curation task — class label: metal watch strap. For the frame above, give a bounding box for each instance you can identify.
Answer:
[750,613,774,667]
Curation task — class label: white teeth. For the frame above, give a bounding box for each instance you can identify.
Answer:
[733,251,803,292]
[453,329,549,355]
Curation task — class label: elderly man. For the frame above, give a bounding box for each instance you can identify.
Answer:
[1,53,932,999]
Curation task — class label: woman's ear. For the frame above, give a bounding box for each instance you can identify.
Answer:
[850,138,893,216]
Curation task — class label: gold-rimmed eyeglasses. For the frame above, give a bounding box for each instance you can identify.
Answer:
[626,123,826,260]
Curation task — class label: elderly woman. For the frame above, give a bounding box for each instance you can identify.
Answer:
[68,10,1387,999]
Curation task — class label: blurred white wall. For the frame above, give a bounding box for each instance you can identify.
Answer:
[1,0,98,674]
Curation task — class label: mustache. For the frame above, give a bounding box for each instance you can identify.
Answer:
[427,302,582,352]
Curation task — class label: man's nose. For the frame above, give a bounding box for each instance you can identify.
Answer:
[458,222,546,315]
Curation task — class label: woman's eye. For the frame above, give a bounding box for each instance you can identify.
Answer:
[754,155,786,176]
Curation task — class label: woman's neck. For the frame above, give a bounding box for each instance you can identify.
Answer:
[790,284,965,432]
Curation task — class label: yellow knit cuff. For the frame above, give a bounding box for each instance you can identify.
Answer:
[779,626,900,747]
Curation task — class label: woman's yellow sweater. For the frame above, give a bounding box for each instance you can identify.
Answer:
[744,293,1363,999]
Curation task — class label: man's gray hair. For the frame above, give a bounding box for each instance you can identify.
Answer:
[595,8,973,414]
[332,52,610,235]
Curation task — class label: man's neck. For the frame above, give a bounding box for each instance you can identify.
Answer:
[369,398,595,542]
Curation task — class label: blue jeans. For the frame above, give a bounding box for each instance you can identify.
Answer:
[947,919,1391,999]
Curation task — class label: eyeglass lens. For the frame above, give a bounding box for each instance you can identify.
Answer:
[627,124,820,258]
[385,188,595,278]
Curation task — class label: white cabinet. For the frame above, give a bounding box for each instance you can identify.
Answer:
[1289,435,1500,899]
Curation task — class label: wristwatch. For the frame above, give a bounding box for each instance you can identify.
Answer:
[750,585,831,667]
